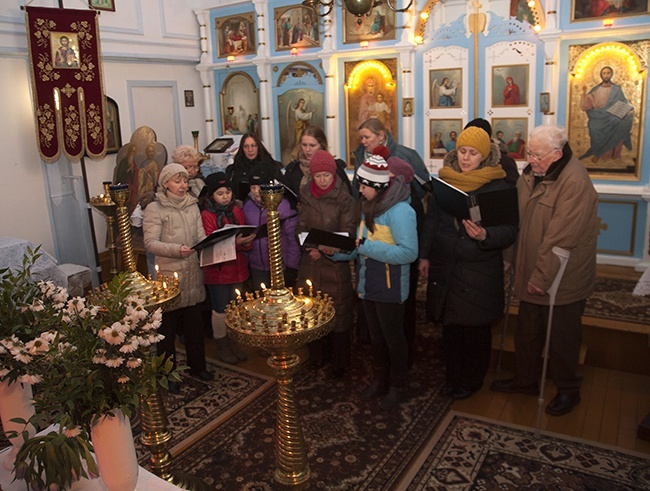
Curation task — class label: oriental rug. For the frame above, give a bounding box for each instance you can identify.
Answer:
[509,276,650,326]
[170,327,452,490]
[401,411,650,490]
[133,351,274,466]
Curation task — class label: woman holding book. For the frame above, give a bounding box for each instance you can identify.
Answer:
[199,172,255,364]
[143,163,213,394]
[295,150,357,377]
[418,126,518,400]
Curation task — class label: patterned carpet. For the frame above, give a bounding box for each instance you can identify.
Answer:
[171,324,452,490]
[402,412,650,490]
[504,276,650,326]
[134,351,274,465]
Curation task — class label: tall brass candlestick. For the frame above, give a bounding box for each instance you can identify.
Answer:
[89,181,119,278]
[226,183,333,487]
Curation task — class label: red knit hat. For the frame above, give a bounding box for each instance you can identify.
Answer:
[309,150,337,175]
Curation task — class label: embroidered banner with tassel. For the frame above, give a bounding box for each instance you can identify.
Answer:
[25,7,106,163]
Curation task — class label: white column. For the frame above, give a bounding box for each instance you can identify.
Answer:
[397,47,415,149]
[320,55,340,158]
[256,62,274,155]
[253,0,270,59]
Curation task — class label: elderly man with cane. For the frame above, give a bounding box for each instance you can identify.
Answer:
[491,125,599,417]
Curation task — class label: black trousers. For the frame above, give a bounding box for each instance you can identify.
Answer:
[363,299,408,387]
[157,304,207,373]
[442,324,492,392]
[514,300,585,394]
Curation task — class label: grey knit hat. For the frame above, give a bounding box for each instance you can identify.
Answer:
[158,163,188,188]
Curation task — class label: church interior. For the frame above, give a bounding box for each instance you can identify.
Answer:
[0,0,649,488]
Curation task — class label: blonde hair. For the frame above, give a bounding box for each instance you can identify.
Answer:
[171,145,201,165]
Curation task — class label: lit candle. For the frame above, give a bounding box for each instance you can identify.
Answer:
[174,272,178,282]
[155,264,159,274]
[260,283,266,291]
[306,279,313,296]
[162,281,167,289]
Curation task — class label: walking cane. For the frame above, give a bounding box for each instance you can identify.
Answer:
[496,259,516,373]
[534,246,571,437]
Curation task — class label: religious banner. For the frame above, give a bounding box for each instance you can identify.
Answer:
[25,7,106,163]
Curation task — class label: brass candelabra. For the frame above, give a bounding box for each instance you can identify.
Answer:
[191,130,209,164]
[89,182,119,279]
[226,183,334,487]
[88,184,209,490]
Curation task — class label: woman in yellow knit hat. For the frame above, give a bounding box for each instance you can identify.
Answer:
[418,126,518,400]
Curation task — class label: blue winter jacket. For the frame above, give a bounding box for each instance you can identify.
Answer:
[332,200,417,303]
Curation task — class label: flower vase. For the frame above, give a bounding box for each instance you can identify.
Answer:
[90,409,139,491]
[0,379,36,472]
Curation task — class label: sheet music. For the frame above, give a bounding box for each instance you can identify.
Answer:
[199,235,237,266]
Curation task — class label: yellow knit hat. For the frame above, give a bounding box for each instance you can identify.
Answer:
[456,126,491,159]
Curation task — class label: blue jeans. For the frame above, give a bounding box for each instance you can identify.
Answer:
[207,283,244,313]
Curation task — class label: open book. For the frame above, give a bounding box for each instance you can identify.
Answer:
[430,177,519,226]
[299,229,356,254]
[192,224,257,251]
[606,100,633,119]
[193,224,257,267]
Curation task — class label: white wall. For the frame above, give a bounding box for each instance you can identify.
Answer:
[0,0,205,264]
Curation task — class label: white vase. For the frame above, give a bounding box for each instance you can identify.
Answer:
[0,379,36,472]
[90,409,139,491]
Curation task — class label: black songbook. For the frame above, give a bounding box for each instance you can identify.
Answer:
[430,177,519,226]
[192,224,257,250]
[303,228,356,254]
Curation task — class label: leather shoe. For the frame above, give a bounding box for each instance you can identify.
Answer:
[380,387,403,410]
[441,385,456,396]
[359,379,389,400]
[546,392,581,416]
[167,381,181,394]
[451,387,476,400]
[490,378,539,395]
[190,370,214,381]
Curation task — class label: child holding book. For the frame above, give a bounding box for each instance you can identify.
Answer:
[243,164,301,289]
[331,154,418,410]
[199,172,255,364]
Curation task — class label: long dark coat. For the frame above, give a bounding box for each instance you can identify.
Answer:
[295,177,357,333]
[419,149,518,327]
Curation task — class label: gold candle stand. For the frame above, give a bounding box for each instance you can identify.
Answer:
[226,183,334,487]
[88,184,209,490]
[191,130,209,163]
[89,181,119,279]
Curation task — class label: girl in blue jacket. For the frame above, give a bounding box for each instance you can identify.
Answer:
[332,153,417,410]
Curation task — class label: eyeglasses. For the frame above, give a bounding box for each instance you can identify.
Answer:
[243,144,258,149]
[526,148,558,161]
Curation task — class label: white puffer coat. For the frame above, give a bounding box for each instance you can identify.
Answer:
[143,190,206,309]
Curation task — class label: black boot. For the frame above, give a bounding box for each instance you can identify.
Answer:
[359,378,389,400]
[380,386,404,410]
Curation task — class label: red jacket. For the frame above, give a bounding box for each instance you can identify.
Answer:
[201,205,251,284]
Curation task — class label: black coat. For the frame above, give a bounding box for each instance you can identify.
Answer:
[420,178,518,326]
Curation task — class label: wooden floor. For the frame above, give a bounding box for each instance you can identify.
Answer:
[206,263,650,459]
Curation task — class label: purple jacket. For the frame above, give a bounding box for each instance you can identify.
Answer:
[243,195,301,271]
